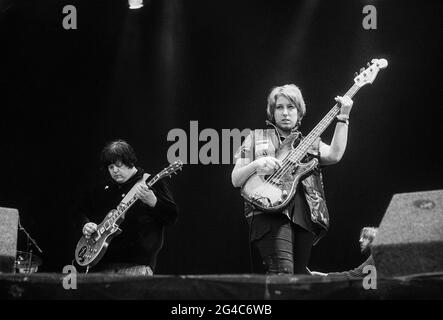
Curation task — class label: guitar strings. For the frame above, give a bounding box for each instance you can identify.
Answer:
[263,143,313,188]
[263,85,359,187]
[265,113,333,185]
[262,127,316,184]
[268,82,361,184]
[264,145,302,184]
[262,115,326,185]
[267,133,317,184]
[270,106,341,183]
[250,81,363,204]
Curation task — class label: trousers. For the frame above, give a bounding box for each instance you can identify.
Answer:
[248,213,315,274]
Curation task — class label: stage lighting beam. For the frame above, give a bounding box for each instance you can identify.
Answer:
[129,0,143,10]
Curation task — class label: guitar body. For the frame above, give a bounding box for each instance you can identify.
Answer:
[75,209,123,267]
[241,133,318,212]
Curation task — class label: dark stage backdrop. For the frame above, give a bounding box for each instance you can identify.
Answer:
[0,0,441,274]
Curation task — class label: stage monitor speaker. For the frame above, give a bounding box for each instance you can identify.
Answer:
[372,190,443,278]
[0,207,19,273]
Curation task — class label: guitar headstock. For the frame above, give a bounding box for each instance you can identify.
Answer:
[158,160,183,179]
[354,58,388,87]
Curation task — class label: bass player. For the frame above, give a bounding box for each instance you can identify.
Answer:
[231,84,353,275]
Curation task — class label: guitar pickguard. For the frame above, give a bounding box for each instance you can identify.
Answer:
[241,158,317,212]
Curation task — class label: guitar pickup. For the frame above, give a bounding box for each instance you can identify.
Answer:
[268,178,283,186]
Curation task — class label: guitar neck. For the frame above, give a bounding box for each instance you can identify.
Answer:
[289,83,361,162]
[114,173,162,221]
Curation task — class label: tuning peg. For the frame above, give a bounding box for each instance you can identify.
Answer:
[360,67,365,73]
[354,72,358,77]
[367,62,371,67]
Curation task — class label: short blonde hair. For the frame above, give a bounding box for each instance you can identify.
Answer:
[266,84,306,124]
[360,227,378,244]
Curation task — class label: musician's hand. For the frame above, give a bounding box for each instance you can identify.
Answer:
[83,222,97,239]
[254,156,282,175]
[335,95,353,116]
[136,183,157,207]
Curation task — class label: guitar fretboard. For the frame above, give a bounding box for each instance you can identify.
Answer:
[102,173,164,229]
[288,83,360,163]
[115,174,162,217]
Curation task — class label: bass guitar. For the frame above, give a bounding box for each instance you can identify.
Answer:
[240,58,388,212]
[75,160,183,267]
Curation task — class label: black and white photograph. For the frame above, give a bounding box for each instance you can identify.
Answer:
[0,0,442,309]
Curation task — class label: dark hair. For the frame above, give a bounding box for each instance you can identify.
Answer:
[100,139,137,169]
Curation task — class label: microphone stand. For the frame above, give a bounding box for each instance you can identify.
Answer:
[18,219,43,273]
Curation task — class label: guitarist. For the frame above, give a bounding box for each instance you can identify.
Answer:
[231,84,353,275]
[76,139,178,275]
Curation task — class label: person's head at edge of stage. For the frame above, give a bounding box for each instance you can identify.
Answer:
[266,84,306,136]
[100,139,138,184]
[359,227,378,254]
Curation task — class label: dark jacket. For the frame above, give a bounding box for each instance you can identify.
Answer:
[327,255,375,279]
[76,167,177,271]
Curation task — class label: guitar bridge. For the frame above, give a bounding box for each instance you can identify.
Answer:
[250,194,272,207]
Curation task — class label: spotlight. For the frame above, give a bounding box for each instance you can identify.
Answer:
[128,0,143,9]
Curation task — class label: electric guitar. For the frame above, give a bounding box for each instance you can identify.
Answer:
[240,58,388,212]
[75,160,183,267]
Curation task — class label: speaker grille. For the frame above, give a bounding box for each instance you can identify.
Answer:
[372,190,443,277]
[0,207,19,273]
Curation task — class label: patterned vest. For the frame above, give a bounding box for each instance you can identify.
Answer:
[245,128,330,245]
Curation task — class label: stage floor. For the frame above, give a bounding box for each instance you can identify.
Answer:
[1,272,442,300]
